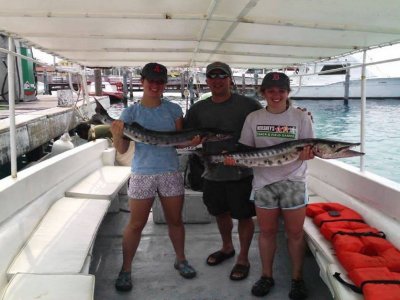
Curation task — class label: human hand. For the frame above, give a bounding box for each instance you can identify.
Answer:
[299,145,314,160]
[224,155,237,166]
[110,120,124,139]
[190,135,204,147]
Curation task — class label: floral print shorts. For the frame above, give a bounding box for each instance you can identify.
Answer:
[128,171,184,199]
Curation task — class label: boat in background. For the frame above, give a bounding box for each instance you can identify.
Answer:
[89,81,124,103]
[288,58,400,99]
[88,82,123,103]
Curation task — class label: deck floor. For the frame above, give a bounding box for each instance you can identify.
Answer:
[90,195,332,300]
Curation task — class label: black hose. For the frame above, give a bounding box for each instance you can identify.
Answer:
[1,60,8,101]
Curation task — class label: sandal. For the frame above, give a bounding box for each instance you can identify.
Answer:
[289,279,308,300]
[206,250,235,266]
[115,271,132,292]
[251,276,275,297]
[229,263,250,281]
[174,259,197,279]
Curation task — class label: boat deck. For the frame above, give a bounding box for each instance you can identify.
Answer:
[89,195,332,300]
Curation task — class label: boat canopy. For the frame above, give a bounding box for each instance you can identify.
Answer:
[0,0,400,69]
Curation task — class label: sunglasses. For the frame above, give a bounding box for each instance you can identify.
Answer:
[207,73,230,79]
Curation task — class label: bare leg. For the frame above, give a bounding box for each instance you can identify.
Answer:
[216,212,235,252]
[121,198,154,272]
[282,207,306,280]
[160,194,186,262]
[236,217,254,265]
[255,207,280,278]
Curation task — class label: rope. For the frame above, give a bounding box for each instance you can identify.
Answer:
[64,72,89,134]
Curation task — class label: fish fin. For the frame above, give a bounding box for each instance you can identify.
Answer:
[93,97,111,117]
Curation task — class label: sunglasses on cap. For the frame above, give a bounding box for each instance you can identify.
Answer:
[206,73,230,79]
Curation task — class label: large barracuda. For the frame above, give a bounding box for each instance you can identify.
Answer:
[91,99,232,146]
[206,138,364,167]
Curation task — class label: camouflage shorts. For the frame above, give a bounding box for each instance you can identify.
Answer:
[254,180,308,209]
[128,172,184,200]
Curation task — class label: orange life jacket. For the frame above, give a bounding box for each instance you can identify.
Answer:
[306,202,364,227]
[320,221,382,242]
[307,203,400,299]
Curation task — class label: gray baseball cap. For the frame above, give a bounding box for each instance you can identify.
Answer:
[206,61,232,76]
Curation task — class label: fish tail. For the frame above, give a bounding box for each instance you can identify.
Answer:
[197,151,219,174]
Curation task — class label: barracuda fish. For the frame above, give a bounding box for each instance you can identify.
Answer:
[91,99,233,146]
[206,138,364,168]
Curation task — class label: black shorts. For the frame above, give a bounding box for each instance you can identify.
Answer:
[203,176,255,219]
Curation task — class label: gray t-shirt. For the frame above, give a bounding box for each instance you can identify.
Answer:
[239,106,314,189]
[184,93,262,181]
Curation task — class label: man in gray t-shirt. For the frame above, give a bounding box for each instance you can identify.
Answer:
[184,62,262,280]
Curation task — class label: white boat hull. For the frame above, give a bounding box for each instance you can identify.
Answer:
[291,77,400,99]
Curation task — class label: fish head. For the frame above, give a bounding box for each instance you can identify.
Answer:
[206,133,233,142]
[89,113,107,124]
[312,140,365,159]
[203,129,234,142]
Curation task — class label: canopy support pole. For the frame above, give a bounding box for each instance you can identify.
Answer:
[360,50,367,172]
[7,36,17,178]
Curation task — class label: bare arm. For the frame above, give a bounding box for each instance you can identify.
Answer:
[111,120,130,154]
[175,117,202,148]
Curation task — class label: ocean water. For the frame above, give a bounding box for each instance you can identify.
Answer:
[291,99,400,184]
[112,98,400,184]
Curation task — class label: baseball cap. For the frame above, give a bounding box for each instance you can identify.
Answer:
[141,63,168,83]
[261,72,290,90]
[206,61,232,76]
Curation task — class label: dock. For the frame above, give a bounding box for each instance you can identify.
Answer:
[35,71,262,97]
[0,95,110,167]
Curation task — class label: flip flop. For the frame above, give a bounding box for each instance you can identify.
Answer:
[206,250,236,266]
[230,263,250,281]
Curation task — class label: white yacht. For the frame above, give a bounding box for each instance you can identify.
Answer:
[288,58,400,99]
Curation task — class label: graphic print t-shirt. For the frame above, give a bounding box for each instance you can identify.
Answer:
[239,106,314,189]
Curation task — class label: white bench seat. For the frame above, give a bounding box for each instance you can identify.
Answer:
[65,166,131,200]
[7,197,109,279]
[1,273,95,300]
[305,189,375,300]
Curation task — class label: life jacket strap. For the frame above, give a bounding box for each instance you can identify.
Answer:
[333,272,400,294]
[320,218,365,226]
[331,230,386,240]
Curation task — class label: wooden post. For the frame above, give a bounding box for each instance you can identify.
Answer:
[254,73,258,96]
[344,67,350,105]
[242,73,245,94]
[180,71,185,98]
[122,69,128,107]
[129,70,133,99]
[94,69,102,96]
